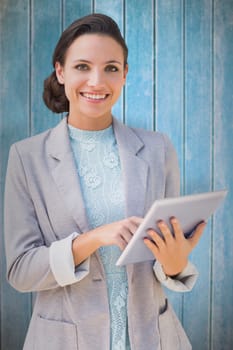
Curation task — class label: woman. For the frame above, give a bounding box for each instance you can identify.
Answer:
[4,13,206,350]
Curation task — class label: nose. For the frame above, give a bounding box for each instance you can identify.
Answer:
[87,69,104,87]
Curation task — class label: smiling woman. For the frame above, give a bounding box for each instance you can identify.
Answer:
[4,12,206,350]
[55,34,128,130]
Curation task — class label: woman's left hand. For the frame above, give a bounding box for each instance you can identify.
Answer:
[144,217,206,277]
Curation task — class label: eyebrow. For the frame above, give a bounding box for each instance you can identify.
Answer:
[72,59,123,65]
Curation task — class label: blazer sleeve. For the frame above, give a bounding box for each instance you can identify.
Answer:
[153,260,198,292]
[4,144,89,292]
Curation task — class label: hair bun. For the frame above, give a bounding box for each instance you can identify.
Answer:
[43,71,69,113]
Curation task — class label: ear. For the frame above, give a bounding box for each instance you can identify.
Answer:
[123,64,128,84]
[55,62,65,84]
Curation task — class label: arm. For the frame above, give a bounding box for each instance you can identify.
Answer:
[145,218,206,291]
[4,144,142,290]
[4,145,60,292]
[71,217,142,266]
[51,216,142,286]
[146,135,206,291]
[5,145,92,291]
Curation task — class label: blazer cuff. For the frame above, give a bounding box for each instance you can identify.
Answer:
[49,232,90,287]
[153,260,198,292]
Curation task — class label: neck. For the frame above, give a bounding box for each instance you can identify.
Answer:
[67,113,113,131]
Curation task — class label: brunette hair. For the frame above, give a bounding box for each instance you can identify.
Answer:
[43,13,128,113]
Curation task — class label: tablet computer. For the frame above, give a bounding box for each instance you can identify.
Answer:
[116,189,227,266]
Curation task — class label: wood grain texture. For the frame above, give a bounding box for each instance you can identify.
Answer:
[0,1,232,349]
[125,0,154,130]
[0,2,32,350]
[31,0,61,135]
[212,0,233,349]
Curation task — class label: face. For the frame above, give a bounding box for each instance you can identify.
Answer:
[55,34,128,130]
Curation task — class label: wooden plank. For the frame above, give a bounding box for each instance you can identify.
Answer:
[182,1,213,348]
[155,0,184,319]
[124,0,154,130]
[31,0,61,135]
[212,0,233,348]
[63,0,93,28]
[156,0,184,182]
[0,1,31,349]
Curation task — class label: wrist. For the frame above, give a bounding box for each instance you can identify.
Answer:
[72,230,100,266]
[90,226,105,249]
[163,261,188,278]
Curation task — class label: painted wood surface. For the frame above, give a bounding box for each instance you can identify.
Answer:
[0,1,232,349]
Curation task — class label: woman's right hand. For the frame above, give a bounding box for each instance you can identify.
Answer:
[93,216,143,250]
[72,216,143,266]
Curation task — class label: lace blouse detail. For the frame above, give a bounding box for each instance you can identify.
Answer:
[68,123,130,350]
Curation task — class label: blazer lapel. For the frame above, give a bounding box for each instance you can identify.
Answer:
[113,118,149,218]
[47,117,89,233]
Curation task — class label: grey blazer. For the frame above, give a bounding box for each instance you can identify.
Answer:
[4,117,196,350]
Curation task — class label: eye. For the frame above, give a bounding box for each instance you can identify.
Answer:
[75,64,89,71]
[105,65,119,72]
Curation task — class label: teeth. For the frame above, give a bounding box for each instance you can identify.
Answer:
[82,93,107,100]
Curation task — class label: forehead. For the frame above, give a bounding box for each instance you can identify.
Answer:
[65,34,124,63]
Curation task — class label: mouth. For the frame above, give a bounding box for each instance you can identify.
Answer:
[80,92,109,101]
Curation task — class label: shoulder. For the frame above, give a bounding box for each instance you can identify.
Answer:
[9,129,51,163]
[10,128,52,154]
[131,125,165,142]
[9,117,67,158]
[113,117,165,142]
[124,123,174,151]
[113,117,176,155]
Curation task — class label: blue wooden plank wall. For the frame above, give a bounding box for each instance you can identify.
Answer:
[0,1,232,349]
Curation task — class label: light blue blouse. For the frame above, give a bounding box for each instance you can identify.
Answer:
[68,123,131,350]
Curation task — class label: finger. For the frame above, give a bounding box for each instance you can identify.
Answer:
[170,217,183,240]
[189,221,207,247]
[157,220,173,243]
[130,216,144,225]
[147,229,165,249]
[144,237,160,257]
[121,230,133,244]
[117,236,128,251]
[128,221,140,234]
[126,217,143,234]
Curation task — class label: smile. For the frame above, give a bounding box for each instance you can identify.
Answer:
[81,92,109,100]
